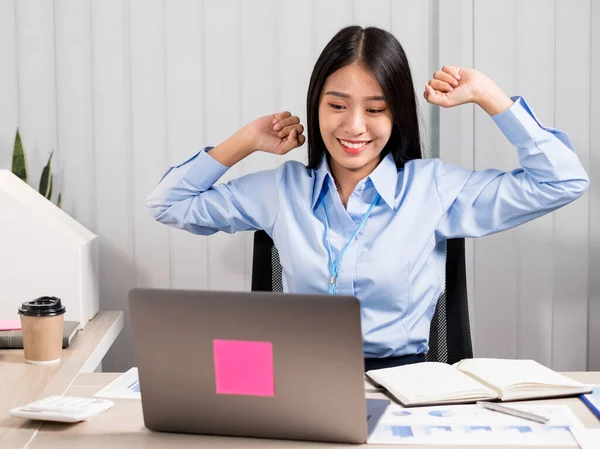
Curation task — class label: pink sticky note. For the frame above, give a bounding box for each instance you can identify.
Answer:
[213,339,275,397]
[0,320,21,331]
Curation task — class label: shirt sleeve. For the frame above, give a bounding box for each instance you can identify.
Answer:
[145,147,281,235]
[435,96,589,239]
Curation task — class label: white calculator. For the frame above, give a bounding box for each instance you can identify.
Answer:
[10,396,115,423]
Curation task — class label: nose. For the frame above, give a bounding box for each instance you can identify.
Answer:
[344,109,367,136]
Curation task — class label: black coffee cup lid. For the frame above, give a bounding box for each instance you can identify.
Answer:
[18,296,66,317]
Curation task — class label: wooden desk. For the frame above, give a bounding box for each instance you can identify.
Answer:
[0,311,124,449]
[25,371,600,449]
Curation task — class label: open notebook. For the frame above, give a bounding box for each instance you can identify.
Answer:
[365,358,592,406]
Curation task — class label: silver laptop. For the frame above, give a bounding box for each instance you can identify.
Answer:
[128,288,389,444]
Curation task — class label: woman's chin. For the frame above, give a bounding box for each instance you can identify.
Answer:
[330,153,379,172]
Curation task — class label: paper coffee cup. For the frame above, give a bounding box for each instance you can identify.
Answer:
[18,297,66,364]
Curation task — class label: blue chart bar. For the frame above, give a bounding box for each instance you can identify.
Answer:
[390,426,414,438]
[422,426,452,435]
[504,426,533,433]
[464,426,492,433]
[428,410,454,418]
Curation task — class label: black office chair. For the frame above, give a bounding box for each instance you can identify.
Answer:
[251,230,473,364]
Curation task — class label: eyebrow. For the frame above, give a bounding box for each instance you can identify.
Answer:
[324,91,386,101]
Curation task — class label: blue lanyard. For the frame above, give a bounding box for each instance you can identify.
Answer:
[321,193,381,295]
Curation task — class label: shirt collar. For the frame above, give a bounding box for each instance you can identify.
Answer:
[367,152,397,209]
[311,152,398,210]
[311,156,334,209]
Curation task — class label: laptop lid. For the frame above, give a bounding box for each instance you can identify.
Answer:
[129,288,370,444]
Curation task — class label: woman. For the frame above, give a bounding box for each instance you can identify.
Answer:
[146,26,588,371]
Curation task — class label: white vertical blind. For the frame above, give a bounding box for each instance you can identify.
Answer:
[203,0,246,292]
[91,0,136,369]
[472,0,520,360]
[0,0,19,170]
[589,0,600,371]
[552,0,591,371]
[16,0,57,191]
[165,0,209,291]
[55,0,96,230]
[511,0,555,368]
[130,0,171,289]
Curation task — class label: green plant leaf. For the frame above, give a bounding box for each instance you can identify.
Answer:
[11,128,28,183]
[57,193,62,209]
[39,150,53,199]
[47,173,53,200]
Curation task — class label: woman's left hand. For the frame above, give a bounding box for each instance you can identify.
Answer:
[423,66,485,108]
[424,66,514,115]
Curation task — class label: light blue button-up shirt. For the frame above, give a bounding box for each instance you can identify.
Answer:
[146,97,588,359]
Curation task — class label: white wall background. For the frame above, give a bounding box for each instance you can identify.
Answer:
[0,0,597,372]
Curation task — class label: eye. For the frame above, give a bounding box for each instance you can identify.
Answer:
[328,103,345,110]
[367,108,385,114]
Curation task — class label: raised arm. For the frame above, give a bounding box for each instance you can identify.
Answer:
[145,111,305,235]
[424,66,588,238]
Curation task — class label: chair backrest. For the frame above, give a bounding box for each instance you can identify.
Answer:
[251,230,473,364]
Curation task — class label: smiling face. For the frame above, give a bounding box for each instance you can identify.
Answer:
[318,61,394,182]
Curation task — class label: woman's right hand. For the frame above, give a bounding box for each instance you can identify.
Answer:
[243,111,306,155]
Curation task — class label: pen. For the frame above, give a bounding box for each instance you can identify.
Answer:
[476,401,549,424]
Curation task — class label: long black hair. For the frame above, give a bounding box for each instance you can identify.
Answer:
[306,26,423,169]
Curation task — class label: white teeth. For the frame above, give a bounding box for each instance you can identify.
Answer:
[339,139,369,150]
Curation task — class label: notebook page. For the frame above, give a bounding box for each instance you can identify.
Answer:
[366,362,496,404]
[455,358,584,393]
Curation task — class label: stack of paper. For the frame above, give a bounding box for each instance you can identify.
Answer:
[94,368,141,400]
[368,403,585,446]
